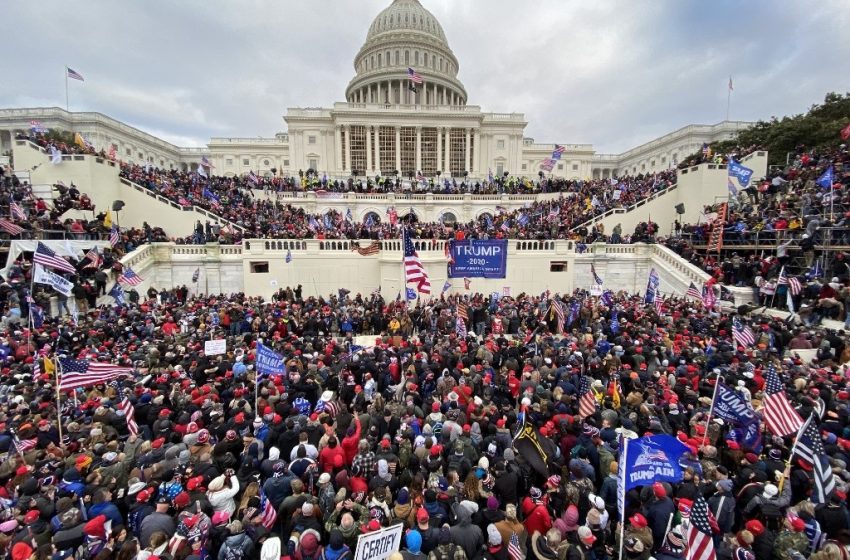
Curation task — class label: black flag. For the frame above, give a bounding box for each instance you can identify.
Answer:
[512,414,557,477]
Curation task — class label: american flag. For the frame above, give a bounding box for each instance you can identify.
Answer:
[551,144,566,160]
[0,218,23,235]
[457,303,469,321]
[507,532,524,560]
[550,300,565,333]
[501,221,510,232]
[763,364,804,437]
[778,267,802,295]
[540,158,555,171]
[403,228,430,294]
[58,358,135,391]
[731,318,755,348]
[578,375,596,418]
[793,414,836,503]
[9,202,26,221]
[66,67,84,81]
[456,317,467,337]
[259,489,278,529]
[590,264,603,285]
[548,206,559,220]
[109,226,120,247]
[686,282,701,299]
[83,247,101,269]
[120,397,139,437]
[351,241,381,256]
[685,495,717,560]
[13,433,37,455]
[107,144,117,161]
[654,296,663,314]
[201,155,214,168]
[701,285,716,309]
[407,67,423,84]
[118,267,143,286]
[33,242,76,274]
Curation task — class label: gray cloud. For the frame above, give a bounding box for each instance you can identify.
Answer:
[1,0,848,153]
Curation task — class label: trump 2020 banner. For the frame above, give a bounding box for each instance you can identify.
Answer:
[622,434,690,491]
[448,239,508,279]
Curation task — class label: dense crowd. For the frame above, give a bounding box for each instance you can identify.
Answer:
[118,161,674,242]
[662,142,850,322]
[0,269,848,560]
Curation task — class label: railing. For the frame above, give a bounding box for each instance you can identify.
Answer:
[0,229,111,241]
[570,183,679,231]
[118,177,245,232]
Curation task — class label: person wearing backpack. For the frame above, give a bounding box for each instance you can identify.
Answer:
[475,525,508,560]
[428,526,467,560]
[322,529,353,560]
[217,520,253,560]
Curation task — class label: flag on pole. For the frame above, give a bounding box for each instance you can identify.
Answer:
[550,300,565,333]
[442,280,451,293]
[33,242,76,273]
[507,532,525,560]
[9,202,26,221]
[58,358,134,391]
[13,432,37,455]
[403,228,430,294]
[578,375,597,418]
[455,317,467,338]
[817,166,834,190]
[109,226,120,247]
[118,267,143,286]
[109,283,126,306]
[792,414,836,504]
[685,495,718,560]
[192,268,200,283]
[728,76,733,91]
[0,218,23,235]
[590,264,603,285]
[82,247,101,269]
[551,144,566,160]
[66,67,84,81]
[407,67,424,84]
[763,363,804,436]
[731,318,755,348]
[120,398,139,437]
[644,268,660,303]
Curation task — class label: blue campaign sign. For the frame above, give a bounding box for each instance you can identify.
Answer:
[448,240,508,279]
[256,343,286,377]
[623,434,690,491]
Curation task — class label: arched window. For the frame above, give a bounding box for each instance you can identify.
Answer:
[414,51,419,65]
[405,51,409,65]
[423,53,428,66]
[363,211,381,225]
[440,211,457,224]
[377,53,382,67]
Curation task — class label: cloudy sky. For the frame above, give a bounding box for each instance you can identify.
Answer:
[2,0,848,153]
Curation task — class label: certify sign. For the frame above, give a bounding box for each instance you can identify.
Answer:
[204,339,227,356]
[354,524,403,560]
[448,239,508,278]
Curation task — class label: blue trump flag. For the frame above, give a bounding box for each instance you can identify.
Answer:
[817,166,834,189]
[621,434,691,492]
[256,342,286,381]
[406,287,417,301]
[728,159,754,188]
[109,283,126,306]
[713,383,762,452]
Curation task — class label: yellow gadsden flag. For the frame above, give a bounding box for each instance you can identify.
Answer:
[103,210,113,229]
[74,132,87,149]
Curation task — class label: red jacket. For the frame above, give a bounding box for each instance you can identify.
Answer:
[342,416,362,464]
[319,445,346,473]
[521,498,552,537]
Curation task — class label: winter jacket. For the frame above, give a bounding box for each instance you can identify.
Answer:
[450,503,484,560]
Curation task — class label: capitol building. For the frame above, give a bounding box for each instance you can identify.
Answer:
[0,0,749,182]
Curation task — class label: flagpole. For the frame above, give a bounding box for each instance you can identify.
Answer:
[726,78,732,121]
[618,436,628,560]
[65,69,69,112]
[779,413,811,493]
[701,373,724,448]
[55,359,65,449]
[770,266,784,309]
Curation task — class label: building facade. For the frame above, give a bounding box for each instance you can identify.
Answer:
[0,0,753,183]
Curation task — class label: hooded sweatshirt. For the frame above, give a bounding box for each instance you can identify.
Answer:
[449,502,484,560]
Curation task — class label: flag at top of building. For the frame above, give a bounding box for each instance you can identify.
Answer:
[407,67,424,84]
[403,228,430,294]
[66,67,84,81]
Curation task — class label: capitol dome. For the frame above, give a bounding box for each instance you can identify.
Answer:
[345,0,467,107]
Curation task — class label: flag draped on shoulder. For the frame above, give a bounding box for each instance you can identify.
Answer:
[511,411,556,477]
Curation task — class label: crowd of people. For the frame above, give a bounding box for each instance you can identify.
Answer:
[0,263,847,560]
[662,142,850,323]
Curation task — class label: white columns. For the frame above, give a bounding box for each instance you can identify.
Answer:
[444,127,451,172]
[465,128,471,173]
[472,129,480,174]
[415,127,422,174]
[344,125,351,174]
[436,126,443,173]
[395,126,401,173]
[375,127,381,173]
[366,125,373,173]
[334,126,342,174]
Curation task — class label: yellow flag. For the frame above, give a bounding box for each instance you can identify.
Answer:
[611,380,621,409]
[74,132,87,149]
[103,210,113,229]
[42,357,55,375]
